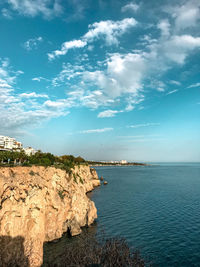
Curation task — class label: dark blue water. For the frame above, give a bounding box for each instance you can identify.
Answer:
[90,163,200,267]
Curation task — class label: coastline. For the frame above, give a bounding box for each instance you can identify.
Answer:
[89,162,149,167]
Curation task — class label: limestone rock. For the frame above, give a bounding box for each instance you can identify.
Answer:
[0,165,100,267]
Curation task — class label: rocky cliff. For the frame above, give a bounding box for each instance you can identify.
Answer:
[0,165,100,267]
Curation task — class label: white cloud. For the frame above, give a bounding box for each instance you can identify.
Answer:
[128,123,160,128]
[24,37,43,51]
[0,78,12,88]
[2,8,12,18]
[187,82,200,88]
[98,110,120,118]
[79,127,113,134]
[170,80,181,86]
[166,89,178,95]
[50,51,146,115]
[20,92,48,98]
[0,58,70,135]
[48,40,87,60]
[46,2,200,119]
[4,0,62,19]
[121,2,140,13]
[165,0,200,32]
[48,18,137,60]
[150,80,166,92]
[83,18,137,45]
[32,76,49,82]
[157,19,170,37]
[84,53,146,98]
[162,35,200,64]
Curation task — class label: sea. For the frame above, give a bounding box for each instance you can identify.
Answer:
[43,163,200,266]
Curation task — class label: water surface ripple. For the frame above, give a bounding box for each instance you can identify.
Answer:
[91,163,200,266]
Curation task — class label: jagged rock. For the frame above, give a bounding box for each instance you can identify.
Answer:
[0,165,100,267]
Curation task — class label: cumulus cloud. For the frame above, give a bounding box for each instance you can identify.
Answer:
[24,37,43,51]
[4,0,62,19]
[79,128,113,134]
[48,40,87,60]
[83,53,146,98]
[162,35,200,64]
[83,18,137,45]
[157,19,170,37]
[165,0,200,32]
[50,51,146,114]
[48,18,137,60]
[121,2,140,13]
[49,1,200,118]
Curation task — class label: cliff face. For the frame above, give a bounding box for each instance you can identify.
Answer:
[0,165,100,267]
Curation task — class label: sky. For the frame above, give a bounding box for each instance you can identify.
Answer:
[0,0,200,162]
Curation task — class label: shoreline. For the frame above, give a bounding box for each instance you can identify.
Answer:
[89,163,149,167]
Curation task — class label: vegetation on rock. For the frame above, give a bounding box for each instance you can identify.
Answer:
[0,151,86,173]
[43,234,145,267]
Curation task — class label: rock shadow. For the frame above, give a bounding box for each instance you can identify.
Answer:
[0,235,29,267]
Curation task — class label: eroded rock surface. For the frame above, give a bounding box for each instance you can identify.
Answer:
[0,165,100,267]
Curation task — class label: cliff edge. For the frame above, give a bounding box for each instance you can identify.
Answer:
[0,165,100,267]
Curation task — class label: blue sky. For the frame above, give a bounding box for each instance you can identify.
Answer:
[0,0,200,162]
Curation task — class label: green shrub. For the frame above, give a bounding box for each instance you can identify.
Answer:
[58,190,65,200]
[79,177,84,184]
[29,170,35,176]
[73,174,78,184]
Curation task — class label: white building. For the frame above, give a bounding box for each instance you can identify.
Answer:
[120,160,128,164]
[0,135,22,151]
[24,147,38,156]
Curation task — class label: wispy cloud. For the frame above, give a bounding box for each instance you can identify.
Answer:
[20,92,48,98]
[98,110,120,118]
[121,2,140,13]
[1,8,12,19]
[166,89,178,95]
[128,123,160,128]
[79,127,113,134]
[0,58,70,135]
[187,82,200,88]
[3,0,63,19]
[24,37,43,51]
[169,80,181,86]
[32,77,49,82]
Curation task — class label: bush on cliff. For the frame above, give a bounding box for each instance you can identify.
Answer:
[0,151,86,171]
[44,235,145,267]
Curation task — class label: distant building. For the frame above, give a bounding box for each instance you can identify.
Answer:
[0,135,22,151]
[24,147,38,156]
[120,160,128,164]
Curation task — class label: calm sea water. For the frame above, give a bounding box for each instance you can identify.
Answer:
[90,163,200,266]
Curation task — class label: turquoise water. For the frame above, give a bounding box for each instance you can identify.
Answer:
[90,163,200,266]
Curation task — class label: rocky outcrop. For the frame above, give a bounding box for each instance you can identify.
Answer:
[0,165,100,267]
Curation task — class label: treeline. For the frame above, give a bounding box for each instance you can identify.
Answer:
[0,151,86,171]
